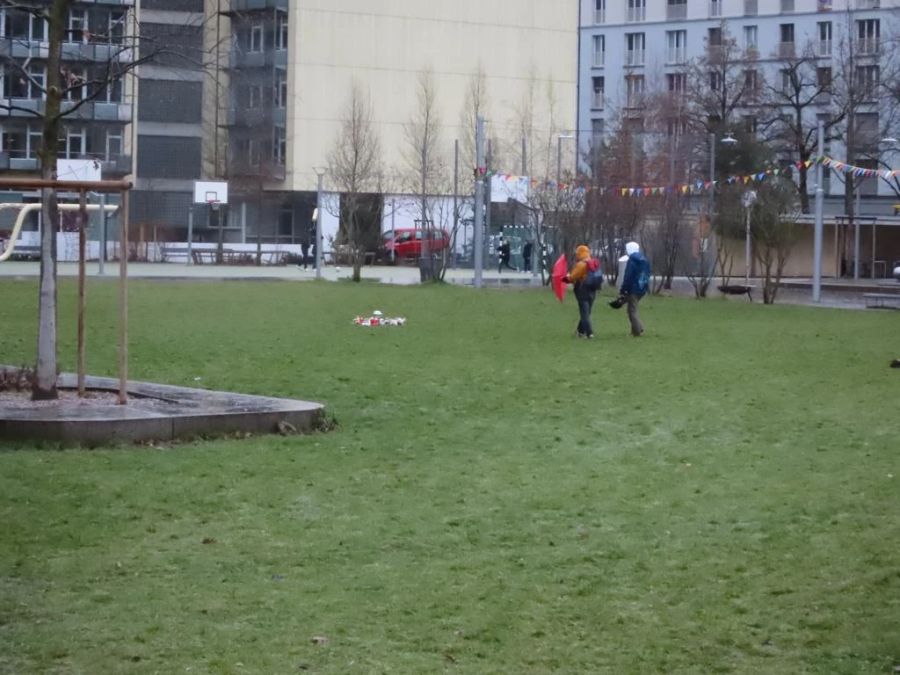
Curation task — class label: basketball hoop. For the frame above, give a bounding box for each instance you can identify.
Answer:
[208,200,221,211]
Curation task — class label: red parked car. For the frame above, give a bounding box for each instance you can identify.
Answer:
[383,228,450,259]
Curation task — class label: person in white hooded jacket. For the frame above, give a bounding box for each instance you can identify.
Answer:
[618,241,650,336]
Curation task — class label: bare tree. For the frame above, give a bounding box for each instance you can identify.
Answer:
[327,80,382,282]
[751,177,800,304]
[403,67,445,280]
[0,0,169,399]
[762,43,843,213]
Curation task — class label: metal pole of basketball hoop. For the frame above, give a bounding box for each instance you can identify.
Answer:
[314,168,326,280]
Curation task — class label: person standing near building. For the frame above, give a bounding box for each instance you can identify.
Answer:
[522,240,533,272]
[498,237,516,272]
[618,241,650,337]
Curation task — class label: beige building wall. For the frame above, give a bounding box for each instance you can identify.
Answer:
[285,0,579,193]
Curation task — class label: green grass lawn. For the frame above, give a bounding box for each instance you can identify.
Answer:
[1,278,898,674]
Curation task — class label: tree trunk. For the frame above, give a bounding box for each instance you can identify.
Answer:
[33,0,70,400]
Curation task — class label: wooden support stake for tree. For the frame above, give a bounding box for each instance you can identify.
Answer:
[118,190,129,405]
[77,189,87,397]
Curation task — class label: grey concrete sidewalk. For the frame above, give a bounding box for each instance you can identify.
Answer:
[2,259,897,309]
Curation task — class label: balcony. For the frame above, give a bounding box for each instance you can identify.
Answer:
[781,0,795,12]
[667,48,686,65]
[626,6,646,22]
[856,0,879,7]
[817,40,832,57]
[224,106,286,128]
[778,42,796,58]
[101,154,132,176]
[224,0,288,13]
[667,4,687,20]
[591,92,604,109]
[857,38,879,55]
[818,0,832,9]
[594,8,605,24]
[0,38,49,60]
[57,100,133,122]
[229,48,287,69]
[227,156,286,181]
[592,51,604,68]
[60,41,135,63]
[625,50,645,67]
[1,97,45,117]
[744,0,758,16]
[709,0,722,17]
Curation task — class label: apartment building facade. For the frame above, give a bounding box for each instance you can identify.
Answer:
[578,0,897,199]
[0,0,134,179]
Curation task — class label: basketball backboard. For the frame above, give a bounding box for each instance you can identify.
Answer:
[193,181,228,205]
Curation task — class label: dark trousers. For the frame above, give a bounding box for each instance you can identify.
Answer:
[301,244,309,268]
[576,289,596,336]
[626,294,644,336]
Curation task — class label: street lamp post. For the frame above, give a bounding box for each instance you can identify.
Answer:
[706,132,737,277]
[741,189,757,286]
[813,120,825,302]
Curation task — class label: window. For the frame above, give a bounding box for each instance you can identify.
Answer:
[743,115,758,134]
[591,76,604,109]
[2,127,25,159]
[781,69,794,93]
[743,69,759,95]
[591,118,605,142]
[4,9,46,41]
[856,65,879,100]
[708,27,722,47]
[857,19,879,55]
[275,68,287,108]
[248,84,262,108]
[67,8,87,43]
[625,74,644,107]
[667,73,686,94]
[63,68,86,101]
[779,23,795,57]
[744,0,758,15]
[627,0,646,22]
[710,0,723,17]
[667,0,687,20]
[102,75,123,103]
[27,126,41,158]
[248,138,262,167]
[106,130,123,161]
[743,25,758,53]
[274,127,286,165]
[108,10,126,45]
[63,127,86,158]
[666,117,687,137]
[625,33,645,66]
[666,30,686,64]
[855,158,877,195]
[818,0,832,9]
[594,0,606,24]
[25,63,45,99]
[275,10,288,51]
[817,66,832,91]
[817,22,832,56]
[592,35,605,67]
[249,23,263,52]
[709,70,722,91]
[781,0,795,12]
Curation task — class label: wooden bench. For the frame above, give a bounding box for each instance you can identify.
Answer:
[718,284,755,301]
[863,293,900,310]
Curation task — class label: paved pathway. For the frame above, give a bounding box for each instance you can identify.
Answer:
[1,259,897,309]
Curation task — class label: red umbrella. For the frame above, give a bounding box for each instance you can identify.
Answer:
[551,254,567,303]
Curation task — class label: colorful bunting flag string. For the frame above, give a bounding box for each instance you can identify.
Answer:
[476,156,898,200]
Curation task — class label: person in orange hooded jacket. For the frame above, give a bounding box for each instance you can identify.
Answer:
[563,244,597,338]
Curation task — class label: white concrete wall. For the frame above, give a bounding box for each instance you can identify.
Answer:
[286,0,578,192]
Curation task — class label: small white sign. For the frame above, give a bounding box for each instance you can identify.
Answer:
[58,159,101,182]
